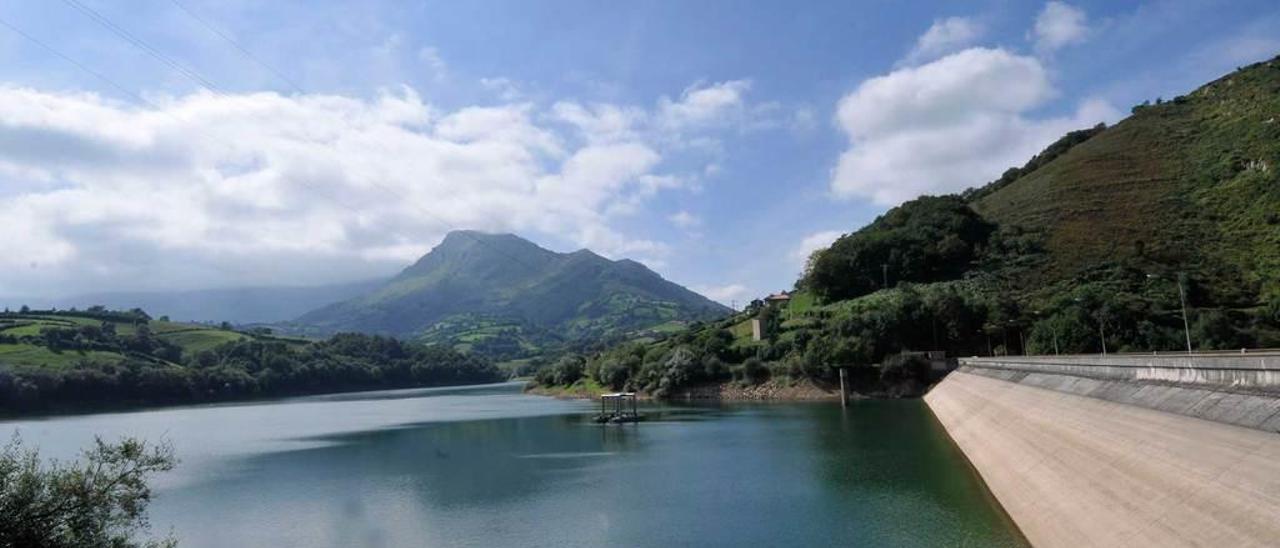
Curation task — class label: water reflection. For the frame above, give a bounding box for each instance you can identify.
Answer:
[2,385,1024,547]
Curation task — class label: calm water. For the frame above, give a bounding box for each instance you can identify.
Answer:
[1,383,1025,547]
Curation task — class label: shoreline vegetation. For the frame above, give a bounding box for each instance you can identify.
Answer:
[524,376,855,402]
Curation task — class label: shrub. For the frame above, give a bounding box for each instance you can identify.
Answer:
[740,357,768,385]
[0,436,177,548]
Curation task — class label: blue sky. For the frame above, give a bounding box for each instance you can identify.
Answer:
[0,0,1277,306]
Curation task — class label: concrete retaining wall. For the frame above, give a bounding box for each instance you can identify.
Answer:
[959,352,1280,393]
[959,366,1280,432]
[927,370,1280,547]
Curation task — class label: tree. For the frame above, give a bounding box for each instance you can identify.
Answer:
[0,436,177,548]
[1265,294,1280,327]
[802,195,996,301]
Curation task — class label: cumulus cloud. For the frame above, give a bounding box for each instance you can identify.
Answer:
[903,17,985,65]
[1032,2,1089,53]
[657,80,751,130]
[551,101,644,144]
[791,230,843,266]
[692,283,748,307]
[830,47,1119,205]
[0,81,760,296]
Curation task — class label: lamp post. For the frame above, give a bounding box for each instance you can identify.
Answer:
[1148,273,1193,354]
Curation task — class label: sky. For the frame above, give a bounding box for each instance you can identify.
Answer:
[0,0,1277,308]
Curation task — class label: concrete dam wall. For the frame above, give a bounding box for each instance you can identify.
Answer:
[926,353,1280,547]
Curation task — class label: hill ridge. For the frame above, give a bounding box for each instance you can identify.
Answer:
[295,231,730,358]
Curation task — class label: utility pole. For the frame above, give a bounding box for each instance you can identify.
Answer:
[1176,276,1193,355]
[881,263,888,289]
[1099,319,1108,355]
[1147,273,1194,355]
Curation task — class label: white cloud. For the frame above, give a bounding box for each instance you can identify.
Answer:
[791,230,843,266]
[830,47,1119,205]
[904,17,985,65]
[0,81,763,296]
[668,210,701,229]
[692,283,748,307]
[1032,2,1089,53]
[657,80,751,130]
[551,101,644,144]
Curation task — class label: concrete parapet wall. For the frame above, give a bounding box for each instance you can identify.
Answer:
[959,353,1280,392]
[926,371,1280,547]
[961,366,1280,432]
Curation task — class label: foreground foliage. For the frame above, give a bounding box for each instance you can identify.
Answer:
[0,436,175,548]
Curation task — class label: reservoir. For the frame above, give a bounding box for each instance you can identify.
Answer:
[1,382,1025,547]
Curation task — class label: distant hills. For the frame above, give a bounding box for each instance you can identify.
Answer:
[293,231,730,358]
[12,279,384,325]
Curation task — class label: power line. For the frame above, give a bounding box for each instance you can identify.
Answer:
[166,0,305,95]
[0,15,148,106]
[21,3,550,277]
[58,0,222,93]
[0,13,263,283]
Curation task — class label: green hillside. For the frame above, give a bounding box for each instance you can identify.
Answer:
[971,55,1280,304]
[530,56,1280,399]
[0,310,251,368]
[0,307,502,414]
[294,230,730,359]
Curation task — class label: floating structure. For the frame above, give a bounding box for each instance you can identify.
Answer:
[595,392,643,423]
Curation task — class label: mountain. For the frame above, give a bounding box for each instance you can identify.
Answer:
[294,231,730,356]
[16,279,385,325]
[968,55,1280,305]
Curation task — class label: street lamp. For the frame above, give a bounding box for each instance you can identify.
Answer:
[1147,273,1193,354]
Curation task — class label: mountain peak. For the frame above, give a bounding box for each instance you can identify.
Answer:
[296,232,731,353]
[438,230,520,247]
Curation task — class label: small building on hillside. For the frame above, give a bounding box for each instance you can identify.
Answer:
[764,291,792,307]
[750,291,791,342]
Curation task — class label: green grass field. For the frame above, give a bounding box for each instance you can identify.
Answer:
[0,343,127,369]
[0,312,263,369]
[157,329,247,353]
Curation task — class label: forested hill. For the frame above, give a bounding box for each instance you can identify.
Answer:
[528,55,1280,399]
[293,231,730,359]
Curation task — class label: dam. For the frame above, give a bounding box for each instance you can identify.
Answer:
[926,351,1280,547]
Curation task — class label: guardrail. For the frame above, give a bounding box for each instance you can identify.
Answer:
[958,352,1280,390]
